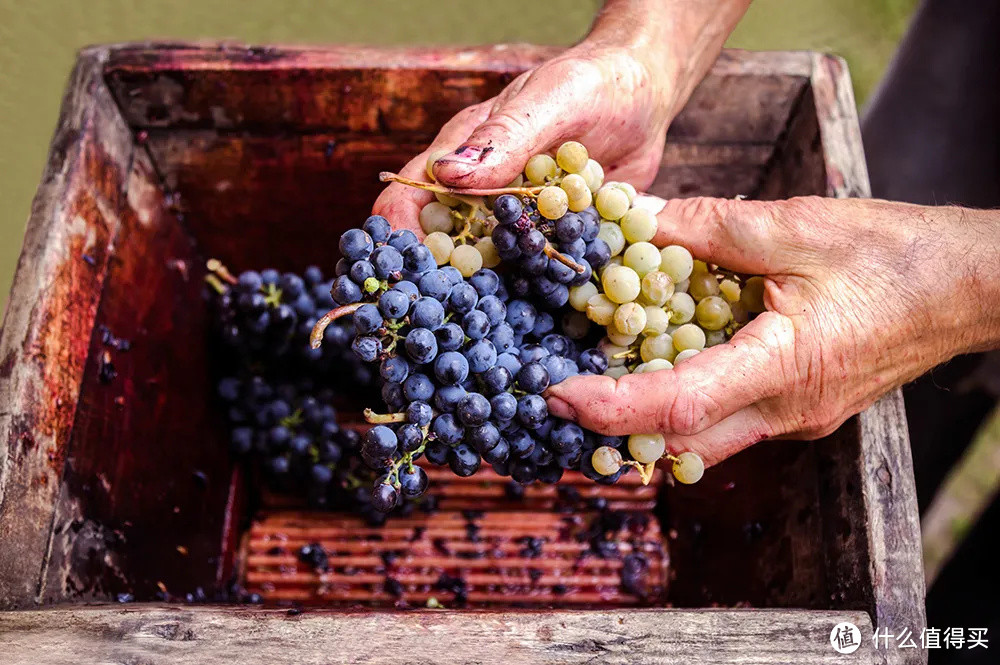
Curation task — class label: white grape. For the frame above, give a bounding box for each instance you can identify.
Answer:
[674,278,690,294]
[741,276,767,313]
[688,272,720,301]
[475,237,501,268]
[623,242,662,277]
[612,181,637,205]
[586,294,617,326]
[673,348,701,364]
[628,433,665,464]
[634,358,673,373]
[435,191,461,207]
[640,333,676,363]
[613,302,647,336]
[621,207,657,243]
[450,243,483,277]
[673,451,705,484]
[599,339,630,368]
[424,232,455,265]
[537,186,569,220]
[604,365,629,379]
[719,278,741,303]
[602,265,641,304]
[419,201,455,234]
[642,306,670,336]
[641,271,674,306]
[560,173,589,199]
[569,282,599,312]
[672,323,706,352]
[556,141,589,174]
[595,186,630,220]
[692,259,709,275]
[568,187,593,213]
[592,446,623,475]
[606,328,638,347]
[705,329,728,347]
[659,245,694,283]
[582,159,604,192]
[695,295,732,331]
[667,292,696,324]
[525,154,558,185]
[597,221,626,256]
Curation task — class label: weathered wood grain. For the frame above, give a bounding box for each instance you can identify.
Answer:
[0,48,135,609]
[0,604,878,665]
[37,147,234,606]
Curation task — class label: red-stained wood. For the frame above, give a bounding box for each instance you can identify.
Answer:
[0,48,134,609]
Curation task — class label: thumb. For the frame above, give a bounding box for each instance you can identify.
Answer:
[432,70,590,189]
[545,313,794,437]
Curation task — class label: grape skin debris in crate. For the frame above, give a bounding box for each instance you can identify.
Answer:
[0,44,924,665]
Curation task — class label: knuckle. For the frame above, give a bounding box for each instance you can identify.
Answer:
[661,385,711,436]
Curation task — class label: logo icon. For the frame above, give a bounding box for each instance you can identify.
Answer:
[831,622,862,654]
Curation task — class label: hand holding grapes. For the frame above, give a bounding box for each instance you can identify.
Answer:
[372,0,751,233]
[546,196,1000,468]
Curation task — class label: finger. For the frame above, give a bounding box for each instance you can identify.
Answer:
[660,405,773,468]
[372,103,492,234]
[433,66,598,189]
[651,197,793,274]
[545,312,795,436]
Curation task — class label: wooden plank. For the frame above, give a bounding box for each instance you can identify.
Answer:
[103,44,806,144]
[0,47,134,609]
[37,148,235,605]
[0,604,878,664]
[807,54,925,665]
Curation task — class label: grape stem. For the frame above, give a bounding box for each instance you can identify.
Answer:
[543,243,586,274]
[203,274,228,295]
[380,171,544,197]
[363,408,408,424]
[206,258,238,285]
[622,460,657,485]
[310,302,364,349]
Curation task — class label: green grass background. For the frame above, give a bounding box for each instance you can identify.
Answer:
[0,0,916,312]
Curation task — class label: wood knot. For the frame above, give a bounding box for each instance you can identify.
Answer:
[876,465,892,487]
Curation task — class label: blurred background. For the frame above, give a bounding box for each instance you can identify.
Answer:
[0,0,919,311]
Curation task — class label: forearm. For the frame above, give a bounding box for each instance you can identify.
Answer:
[582,0,752,116]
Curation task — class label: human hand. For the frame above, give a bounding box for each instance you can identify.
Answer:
[372,0,753,233]
[546,196,1000,466]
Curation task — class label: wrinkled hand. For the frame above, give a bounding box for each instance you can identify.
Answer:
[372,45,675,233]
[547,196,1000,466]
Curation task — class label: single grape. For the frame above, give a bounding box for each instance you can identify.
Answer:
[569,282,598,312]
[537,186,570,220]
[517,361,551,394]
[592,446,623,476]
[380,355,410,383]
[741,275,767,313]
[517,229,547,256]
[524,153,558,185]
[560,173,589,200]
[475,237,501,268]
[634,357,673,373]
[582,159,604,192]
[464,338,498,373]
[642,306,670,336]
[673,451,705,484]
[371,245,404,279]
[339,228,374,261]
[406,401,433,426]
[695,295,732,331]
[352,336,382,362]
[404,328,438,364]
[419,201,454,235]
[602,265,641,304]
[462,310,491,340]
[705,329,728,347]
[516,394,548,429]
[388,229,419,253]
[450,243,484,277]
[667,292,696,324]
[578,348,609,374]
[604,365,629,379]
[424,232,454,265]
[331,275,362,305]
[659,245,694,283]
[688,272,720,301]
[598,339,630,368]
[584,238,612,268]
[410,297,445,329]
[672,323,706,352]
[620,207,657,243]
[623,242,662,277]
[567,187,593,213]
[363,425,398,459]
[556,140,589,173]
[586,293,617,326]
[493,194,523,226]
[674,348,701,364]
[595,186,630,220]
[640,270,674,306]
[606,328,637,347]
[640,333,677,363]
[398,466,429,498]
[612,181,637,204]
[597,222,626,256]
[447,282,479,314]
[434,350,470,384]
[613,302,647,336]
[449,443,481,477]
[402,243,436,273]
[719,278,741,303]
[371,482,399,512]
[435,322,465,351]
[628,433,665,464]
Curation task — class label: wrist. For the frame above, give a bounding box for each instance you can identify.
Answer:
[941,207,1000,355]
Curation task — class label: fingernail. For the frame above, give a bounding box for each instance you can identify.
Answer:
[440,145,492,164]
[546,396,578,421]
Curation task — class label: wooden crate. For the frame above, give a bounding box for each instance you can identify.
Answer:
[0,43,924,664]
